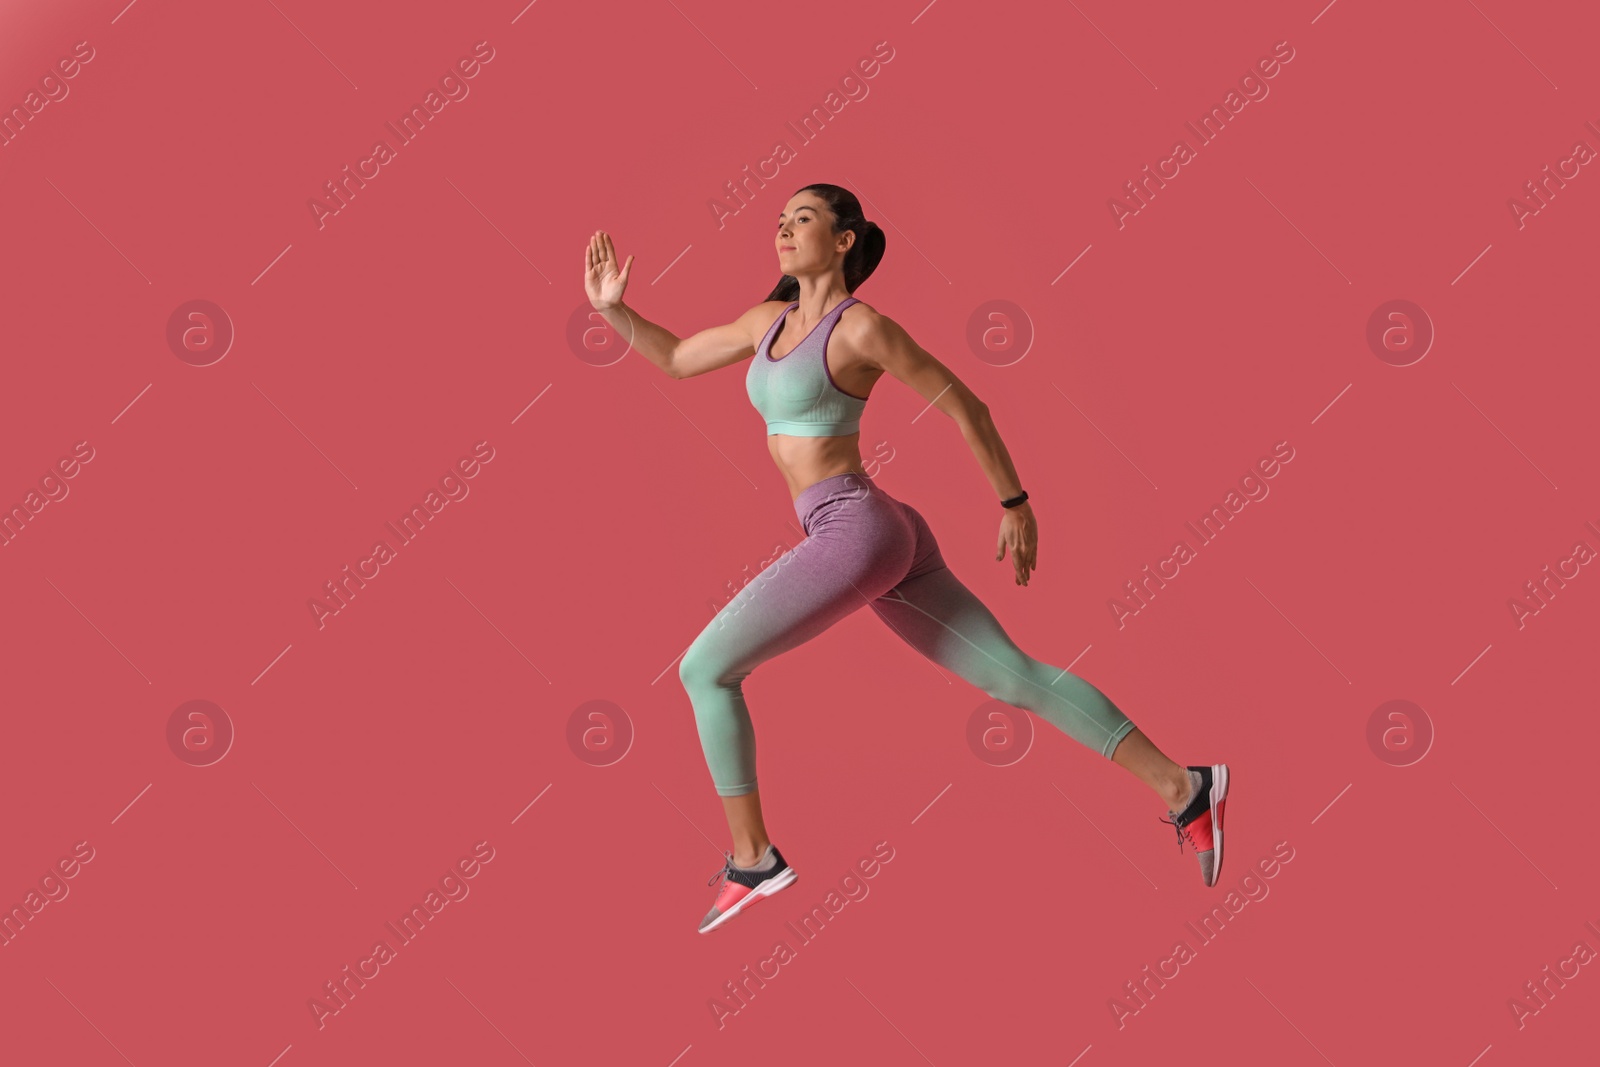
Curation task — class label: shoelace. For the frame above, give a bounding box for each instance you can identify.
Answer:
[1158,814,1197,853]
[708,852,737,888]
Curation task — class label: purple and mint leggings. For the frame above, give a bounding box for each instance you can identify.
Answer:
[679,472,1137,796]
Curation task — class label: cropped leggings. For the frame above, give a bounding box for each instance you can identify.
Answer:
[679,472,1137,796]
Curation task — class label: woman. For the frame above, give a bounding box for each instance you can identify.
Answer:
[583,185,1229,934]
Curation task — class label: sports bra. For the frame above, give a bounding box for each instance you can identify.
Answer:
[745,296,869,436]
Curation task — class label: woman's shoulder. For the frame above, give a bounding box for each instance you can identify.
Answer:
[837,297,896,342]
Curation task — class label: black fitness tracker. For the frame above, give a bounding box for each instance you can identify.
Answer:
[1001,490,1029,509]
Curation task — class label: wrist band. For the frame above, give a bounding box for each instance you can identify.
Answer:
[1001,490,1029,509]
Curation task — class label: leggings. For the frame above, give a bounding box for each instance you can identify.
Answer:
[679,472,1138,796]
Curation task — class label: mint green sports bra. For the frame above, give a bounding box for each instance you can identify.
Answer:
[745,297,868,436]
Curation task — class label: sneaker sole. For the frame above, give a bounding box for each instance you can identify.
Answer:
[699,867,798,934]
[1209,763,1229,887]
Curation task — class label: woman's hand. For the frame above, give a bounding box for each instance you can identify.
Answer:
[996,502,1038,586]
[584,230,633,310]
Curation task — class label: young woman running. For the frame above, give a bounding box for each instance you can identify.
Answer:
[583,184,1229,934]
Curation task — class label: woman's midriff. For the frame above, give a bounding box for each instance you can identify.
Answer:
[768,432,868,501]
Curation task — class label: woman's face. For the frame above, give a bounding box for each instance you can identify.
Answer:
[776,195,851,275]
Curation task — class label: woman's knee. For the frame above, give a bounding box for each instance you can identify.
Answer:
[973,651,1044,706]
[679,635,741,694]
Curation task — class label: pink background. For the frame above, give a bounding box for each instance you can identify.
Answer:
[2,1,1596,1064]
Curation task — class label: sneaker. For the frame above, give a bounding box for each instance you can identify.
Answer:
[698,845,797,934]
[1159,764,1229,887]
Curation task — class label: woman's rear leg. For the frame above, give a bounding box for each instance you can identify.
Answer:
[871,565,1192,810]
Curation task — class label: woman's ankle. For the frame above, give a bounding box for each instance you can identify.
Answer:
[732,843,770,868]
[1159,769,1194,812]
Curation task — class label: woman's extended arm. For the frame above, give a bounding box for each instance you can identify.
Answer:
[849,308,1040,586]
[584,230,771,379]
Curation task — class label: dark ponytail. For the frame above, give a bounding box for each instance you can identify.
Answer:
[764,184,886,302]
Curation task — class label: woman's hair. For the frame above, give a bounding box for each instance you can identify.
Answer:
[764,184,885,302]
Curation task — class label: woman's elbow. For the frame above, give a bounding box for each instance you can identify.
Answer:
[958,397,991,427]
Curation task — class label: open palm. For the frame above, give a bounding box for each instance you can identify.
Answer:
[584,230,634,310]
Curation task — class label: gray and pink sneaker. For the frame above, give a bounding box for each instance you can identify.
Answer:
[1159,764,1229,887]
[699,845,798,934]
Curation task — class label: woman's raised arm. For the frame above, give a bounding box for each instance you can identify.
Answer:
[585,230,775,379]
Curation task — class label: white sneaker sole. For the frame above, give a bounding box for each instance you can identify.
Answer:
[1209,763,1229,887]
[699,867,798,934]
